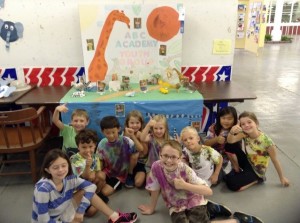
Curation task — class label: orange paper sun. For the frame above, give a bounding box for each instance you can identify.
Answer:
[146,6,180,42]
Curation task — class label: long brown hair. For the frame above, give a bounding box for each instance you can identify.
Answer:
[125,110,145,130]
[40,149,73,179]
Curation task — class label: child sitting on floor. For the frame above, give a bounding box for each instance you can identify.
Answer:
[32,149,137,223]
[204,106,241,178]
[70,129,109,216]
[138,140,263,223]
[123,110,148,188]
[97,116,143,196]
[140,114,171,176]
[226,111,289,191]
[180,126,223,187]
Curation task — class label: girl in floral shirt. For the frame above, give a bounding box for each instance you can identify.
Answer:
[226,111,290,191]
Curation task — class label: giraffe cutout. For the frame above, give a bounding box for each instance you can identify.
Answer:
[88,10,130,82]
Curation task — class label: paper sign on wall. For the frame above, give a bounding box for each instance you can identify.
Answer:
[212,39,232,55]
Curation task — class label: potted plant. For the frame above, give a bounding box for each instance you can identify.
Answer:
[265,34,272,42]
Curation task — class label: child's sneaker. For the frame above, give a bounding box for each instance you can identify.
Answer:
[233,211,264,223]
[125,174,134,188]
[107,212,138,223]
[207,200,232,219]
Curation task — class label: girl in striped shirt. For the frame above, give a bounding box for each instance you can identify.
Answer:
[32,149,137,223]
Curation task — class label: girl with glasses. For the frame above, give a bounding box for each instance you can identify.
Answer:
[138,140,263,223]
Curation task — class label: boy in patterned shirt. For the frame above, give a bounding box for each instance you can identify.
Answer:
[70,129,108,216]
[97,116,142,196]
[180,126,223,187]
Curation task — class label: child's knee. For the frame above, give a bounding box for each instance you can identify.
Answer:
[101,184,115,196]
[135,178,144,188]
[85,205,97,217]
[135,173,146,188]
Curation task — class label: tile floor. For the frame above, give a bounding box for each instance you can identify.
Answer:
[1,37,300,223]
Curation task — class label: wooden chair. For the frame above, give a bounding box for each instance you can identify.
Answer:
[0,106,52,182]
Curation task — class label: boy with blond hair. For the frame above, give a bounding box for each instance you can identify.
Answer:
[53,103,89,157]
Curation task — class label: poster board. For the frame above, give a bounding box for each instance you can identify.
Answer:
[244,0,262,54]
[235,1,248,49]
[235,0,266,54]
[78,3,183,83]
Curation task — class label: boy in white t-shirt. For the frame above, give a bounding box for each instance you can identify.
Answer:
[181,126,223,187]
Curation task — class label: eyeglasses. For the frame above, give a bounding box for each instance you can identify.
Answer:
[160,154,180,161]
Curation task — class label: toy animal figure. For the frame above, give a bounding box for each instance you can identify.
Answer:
[72,77,91,92]
[181,76,197,93]
[71,91,85,98]
[159,87,168,94]
[120,76,130,91]
[158,79,181,92]
[166,67,186,82]
[166,67,197,93]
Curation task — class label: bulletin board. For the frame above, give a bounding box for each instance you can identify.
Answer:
[244,0,263,54]
[78,3,184,83]
[235,0,266,54]
[235,1,248,49]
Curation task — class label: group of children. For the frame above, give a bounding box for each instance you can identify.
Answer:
[32,104,290,223]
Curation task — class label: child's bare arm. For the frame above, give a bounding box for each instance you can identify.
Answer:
[53,103,68,130]
[227,123,245,143]
[204,136,225,146]
[125,128,144,152]
[174,177,213,196]
[268,145,290,187]
[210,156,223,185]
[81,154,95,182]
[140,119,155,142]
[137,132,149,156]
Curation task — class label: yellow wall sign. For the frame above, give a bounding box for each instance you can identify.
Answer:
[213,39,232,55]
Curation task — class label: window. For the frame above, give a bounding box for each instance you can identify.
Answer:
[281,2,292,22]
[267,1,276,23]
[291,2,300,22]
[267,0,300,24]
